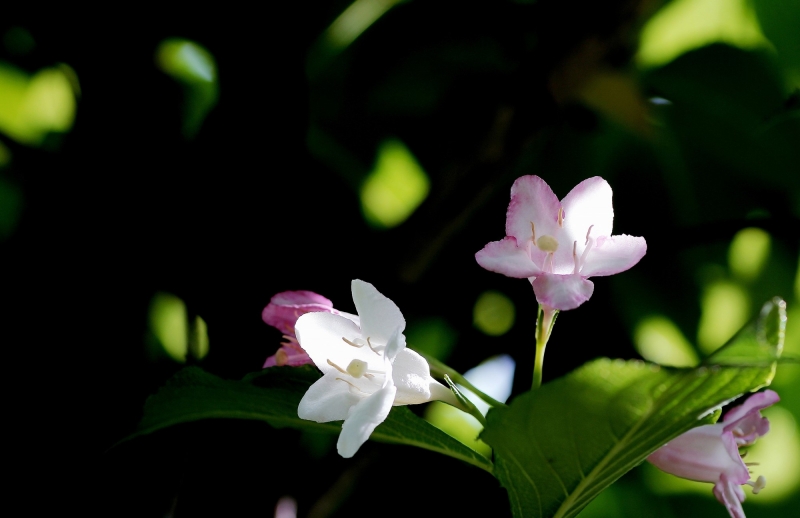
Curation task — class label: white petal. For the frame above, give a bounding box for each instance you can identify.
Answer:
[392,348,436,404]
[475,237,541,278]
[531,274,594,310]
[580,235,647,277]
[351,279,405,344]
[560,177,614,250]
[295,312,383,379]
[298,372,363,423]
[337,384,397,458]
[383,326,406,364]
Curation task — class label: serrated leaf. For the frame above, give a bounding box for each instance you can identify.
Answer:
[482,298,785,518]
[122,364,493,473]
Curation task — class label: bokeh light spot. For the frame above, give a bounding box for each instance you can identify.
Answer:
[634,316,699,367]
[405,317,457,361]
[360,138,429,228]
[697,281,750,354]
[728,227,771,282]
[148,292,188,363]
[473,290,515,336]
[0,62,78,146]
[637,0,769,68]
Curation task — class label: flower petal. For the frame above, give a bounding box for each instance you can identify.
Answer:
[475,237,541,278]
[531,274,594,310]
[351,279,405,344]
[647,424,750,484]
[337,383,397,458]
[722,390,779,444]
[262,290,335,335]
[579,234,647,277]
[713,473,747,518]
[560,177,614,247]
[295,312,380,378]
[505,175,562,244]
[392,348,434,404]
[298,372,363,422]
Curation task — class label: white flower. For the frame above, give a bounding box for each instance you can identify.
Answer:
[295,279,455,458]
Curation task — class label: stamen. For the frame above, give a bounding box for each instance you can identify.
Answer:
[530,222,537,243]
[327,359,348,374]
[579,226,595,272]
[366,337,381,355]
[342,337,364,348]
[572,241,579,275]
[745,462,760,466]
[335,377,365,393]
[275,349,289,366]
[746,476,767,494]
[364,373,375,379]
[558,207,564,227]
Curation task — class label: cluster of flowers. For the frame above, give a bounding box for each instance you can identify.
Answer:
[260,175,778,518]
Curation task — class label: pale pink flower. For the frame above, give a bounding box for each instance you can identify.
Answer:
[262,290,358,368]
[476,175,646,310]
[648,390,779,518]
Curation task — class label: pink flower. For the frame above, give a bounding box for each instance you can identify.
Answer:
[262,291,358,368]
[648,390,780,518]
[475,175,646,310]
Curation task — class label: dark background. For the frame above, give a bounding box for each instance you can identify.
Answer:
[3,1,798,516]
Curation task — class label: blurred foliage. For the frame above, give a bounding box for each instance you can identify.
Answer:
[3,0,799,516]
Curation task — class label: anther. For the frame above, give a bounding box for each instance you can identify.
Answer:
[747,476,767,494]
[275,349,289,366]
[585,225,594,245]
[558,207,565,227]
[531,222,537,242]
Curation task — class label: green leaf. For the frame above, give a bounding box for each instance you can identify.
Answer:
[482,298,785,518]
[122,364,493,473]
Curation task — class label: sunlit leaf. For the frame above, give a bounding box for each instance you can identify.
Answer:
[123,365,493,473]
[481,298,784,518]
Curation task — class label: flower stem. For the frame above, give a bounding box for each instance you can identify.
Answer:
[532,304,558,390]
[419,351,506,408]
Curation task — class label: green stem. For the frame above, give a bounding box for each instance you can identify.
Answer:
[443,374,487,426]
[419,352,506,408]
[532,304,559,390]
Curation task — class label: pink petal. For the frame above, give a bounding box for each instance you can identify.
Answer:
[531,274,594,310]
[505,175,562,244]
[647,425,749,484]
[476,237,541,278]
[713,473,747,518]
[262,290,334,335]
[722,390,779,444]
[560,177,614,247]
[579,234,647,277]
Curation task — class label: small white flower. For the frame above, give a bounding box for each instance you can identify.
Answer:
[295,279,455,458]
